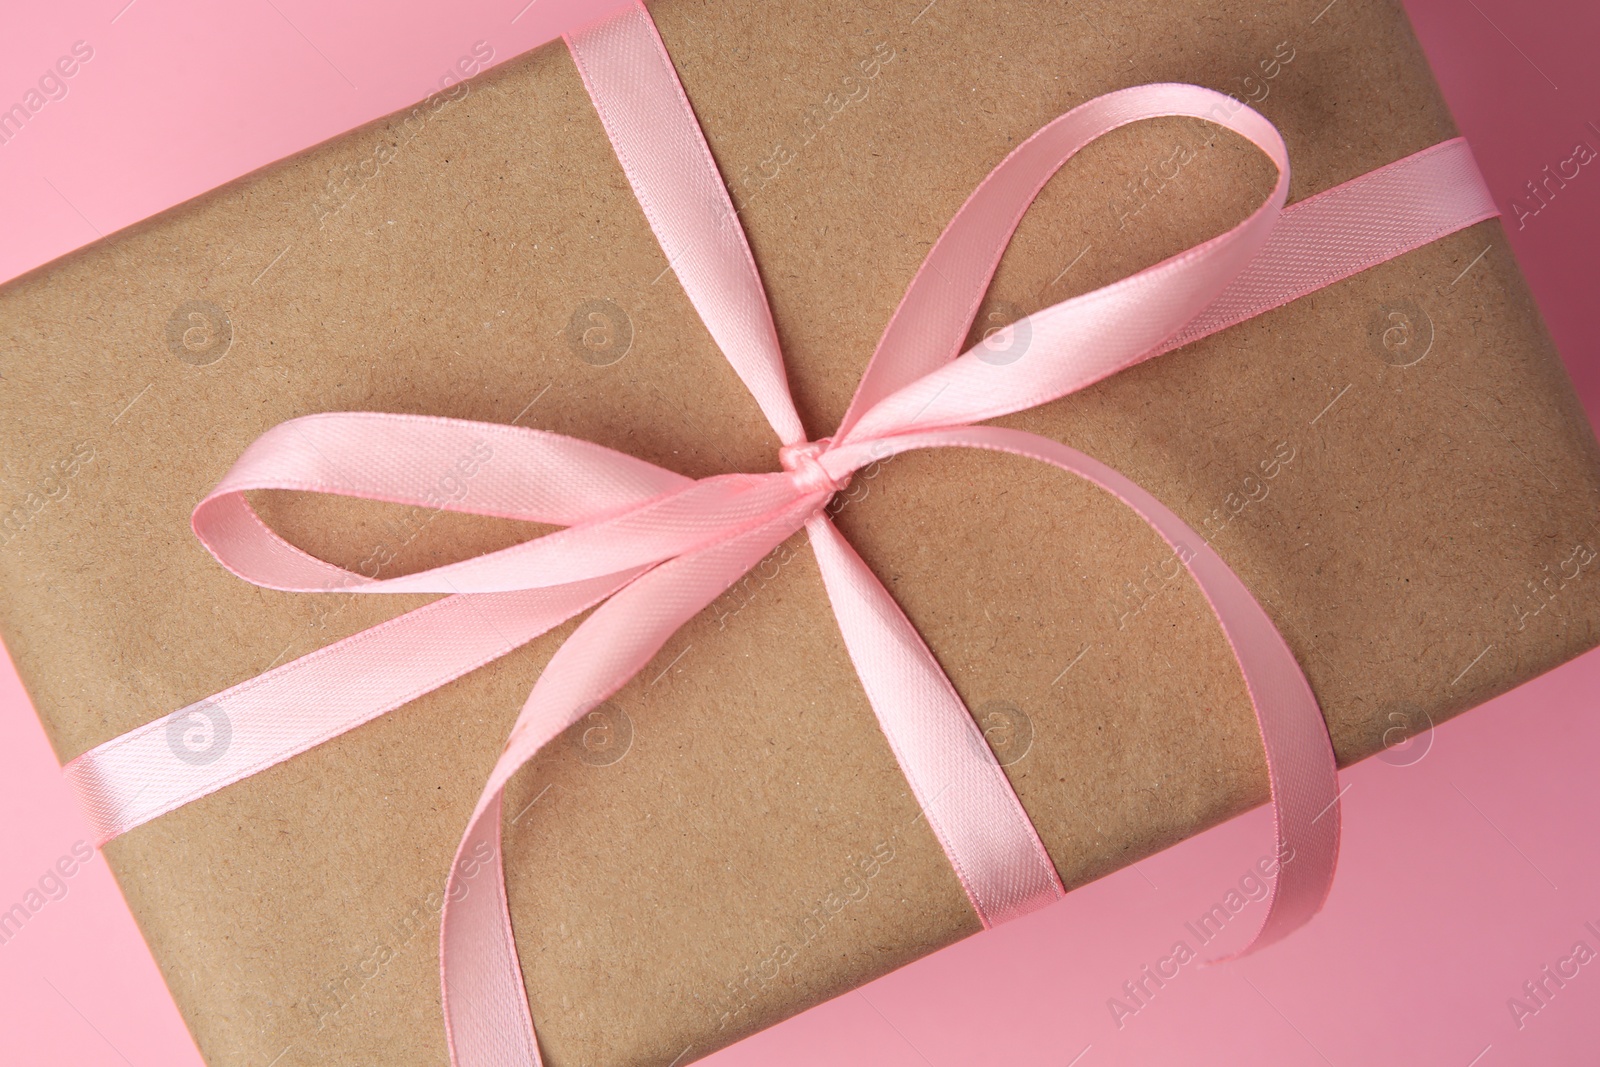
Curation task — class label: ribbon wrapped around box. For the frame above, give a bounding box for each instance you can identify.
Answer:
[3,0,1600,1064]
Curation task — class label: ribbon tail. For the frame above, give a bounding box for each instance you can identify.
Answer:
[440,493,820,1067]
[805,513,1065,927]
[831,426,1341,956]
[63,573,640,845]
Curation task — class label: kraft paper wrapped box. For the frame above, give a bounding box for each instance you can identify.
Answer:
[3,0,1600,1063]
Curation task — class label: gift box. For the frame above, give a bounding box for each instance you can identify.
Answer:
[4,0,1600,1064]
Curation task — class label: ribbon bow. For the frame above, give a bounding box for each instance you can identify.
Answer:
[64,4,1498,1064]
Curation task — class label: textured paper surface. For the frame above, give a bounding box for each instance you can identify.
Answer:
[3,0,1599,1064]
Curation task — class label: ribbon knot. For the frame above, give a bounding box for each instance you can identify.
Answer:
[778,437,846,497]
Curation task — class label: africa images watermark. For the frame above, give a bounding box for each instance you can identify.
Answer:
[165,697,231,766]
[564,297,634,366]
[707,836,898,1035]
[1508,538,1597,634]
[0,841,97,949]
[0,440,95,552]
[290,703,629,1049]
[1504,120,1599,230]
[302,837,500,1033]
[2,292,227,555]
[312,41,496,229]
[166,299,234,366]
[728,38,897,213]
[702,698,1031,1038]
[1505,920,1600,1031]
[1110,39,1296,233]
[1104,439,1296,637]
[0,40,95,148]
[304,434,499,635]
[1106,844,1295,1029]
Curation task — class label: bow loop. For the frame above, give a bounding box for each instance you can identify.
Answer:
[836,84,1290,448]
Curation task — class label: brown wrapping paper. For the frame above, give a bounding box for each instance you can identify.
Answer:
[3,0,1599,1063]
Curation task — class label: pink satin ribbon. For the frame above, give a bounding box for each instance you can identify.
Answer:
[62,3,1499,1064]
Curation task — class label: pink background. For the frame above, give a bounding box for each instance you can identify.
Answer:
[3,0,1598,1064]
